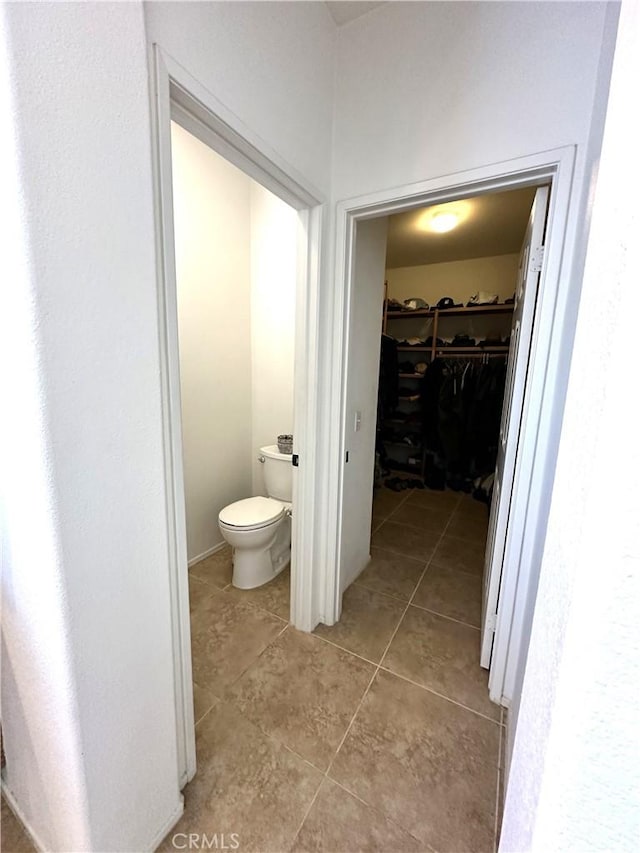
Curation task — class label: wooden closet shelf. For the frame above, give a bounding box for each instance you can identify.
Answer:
[434,304,514,317]
[386,309,433,318]
[386,303,513,321]
[436,346,510,354]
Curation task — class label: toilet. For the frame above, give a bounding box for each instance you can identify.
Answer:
[218,445,292,589]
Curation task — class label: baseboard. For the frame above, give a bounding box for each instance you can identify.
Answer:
[146,797,184,852]
[1,777,47,853]
[188,540,226,567]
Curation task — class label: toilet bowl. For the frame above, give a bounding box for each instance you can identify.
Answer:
[218,445,293,589]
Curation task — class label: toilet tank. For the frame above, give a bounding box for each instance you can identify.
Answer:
[260,445,292,501]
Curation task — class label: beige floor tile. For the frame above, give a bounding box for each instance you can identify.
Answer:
[159,702,322,853]
[355,547,425,601]
[412,564,482,628]
[228,628,374,771]
[371,521,440,563]
[446,512,489,545]
[331,670,499,853]
[431,534,486,575]
[314,584,405,663]
[387,501,453,533]
[370,515,386,534]
[192,682,218,725]
[226,566,290,621]
[189,545,233,589]
[1,798,35,853]
[383,607,499,720]
[405,489,460,510]
[372,488,408,519]
[456,495,490,519]
[189,574,216,614]
[190,588,284,697]
[291,777,423,852]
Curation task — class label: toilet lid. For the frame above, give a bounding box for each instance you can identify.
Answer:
[219,496,284,528]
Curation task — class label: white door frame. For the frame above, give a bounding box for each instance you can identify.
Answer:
[326,147,576,703]
[150,47,325,786]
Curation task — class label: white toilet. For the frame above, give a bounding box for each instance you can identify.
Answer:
[218,445,292,589]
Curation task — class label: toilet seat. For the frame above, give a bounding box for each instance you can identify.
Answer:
[219,496,284,531]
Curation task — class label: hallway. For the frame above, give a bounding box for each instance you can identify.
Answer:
[160,488,504,852]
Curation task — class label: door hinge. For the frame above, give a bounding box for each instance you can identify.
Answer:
[530,244,545,273]
[292,454,299,467]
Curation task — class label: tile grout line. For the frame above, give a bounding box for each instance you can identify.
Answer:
[328,776,435,852]
[291,533,426,849]
[408,601,482,631]
[323,505,457,777]
[291,507,465,846]
[378,505,505,727]
[311,631,379,668]
[310,630,504,727]
[376,664,502,726]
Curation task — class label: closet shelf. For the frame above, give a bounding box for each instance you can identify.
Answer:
[383,441,423,450]
[380,288,514,486]
[385,303,513,322]
[434,304,514,317]
[385,309,433,319]
[436,346,510,354]
[383,419,422,428]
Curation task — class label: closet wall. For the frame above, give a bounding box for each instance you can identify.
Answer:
[171,123,296,563]
[386,253,519,306]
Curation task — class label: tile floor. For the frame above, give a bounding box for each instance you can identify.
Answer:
[1,797,35,853]
[1,488,504,853]
[159,485,504,853]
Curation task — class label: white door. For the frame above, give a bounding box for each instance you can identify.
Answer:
[481,186,549,669]
[337,216,389,607]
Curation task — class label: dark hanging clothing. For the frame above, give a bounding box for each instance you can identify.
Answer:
[378,335,399,421]
[420,358,507,487]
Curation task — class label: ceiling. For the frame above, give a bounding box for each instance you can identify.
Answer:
[325,2,385,26]
[385,187,537,268]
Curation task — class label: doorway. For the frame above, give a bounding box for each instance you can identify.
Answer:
[152,48,324,787]
[327,148,576,726]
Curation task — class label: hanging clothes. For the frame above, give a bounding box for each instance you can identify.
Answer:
[420,357,507,489]
[378,334,399,421]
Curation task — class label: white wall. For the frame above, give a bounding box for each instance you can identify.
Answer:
[144,1,336,196]
[333,2,609,200]
[250,183,298,496]
[386,254,519,306]
[501,0,638,848]
[171,122,253,563]
[1,2,334,851]
[0,3,181,851]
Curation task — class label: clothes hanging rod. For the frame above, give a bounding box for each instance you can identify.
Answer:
[435,351,507,358]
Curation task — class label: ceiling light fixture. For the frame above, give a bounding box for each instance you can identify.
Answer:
[429,212,459,233]
[416,201,471,235]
